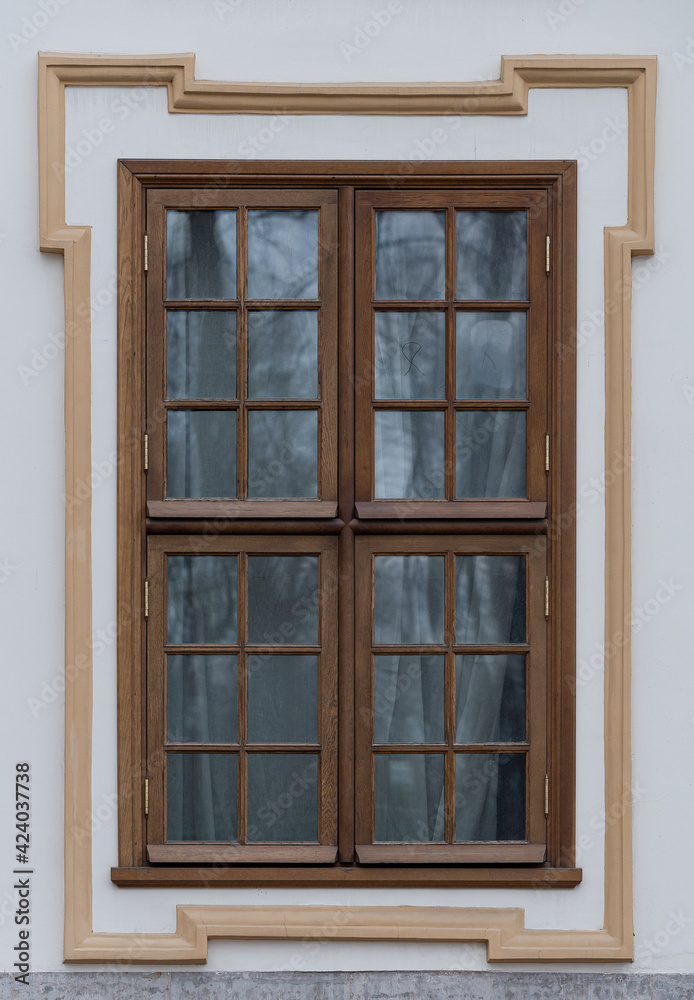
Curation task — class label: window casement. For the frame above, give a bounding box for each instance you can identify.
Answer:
[114,160,579,889]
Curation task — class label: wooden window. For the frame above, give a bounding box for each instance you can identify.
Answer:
[115,161,579,889]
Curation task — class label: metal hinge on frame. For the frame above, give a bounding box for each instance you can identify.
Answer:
[144,234,148,272]
[545,433,550,473]
[545,577,550,619]
[545,235,551,274]
[144,433,149,471]
[544,775,549,816]
[144,778,149,816]
[144,580,149,618]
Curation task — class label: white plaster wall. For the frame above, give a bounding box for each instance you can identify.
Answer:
[0,0,692,976]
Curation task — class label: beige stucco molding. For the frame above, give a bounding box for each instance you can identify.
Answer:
[37,51,656,964]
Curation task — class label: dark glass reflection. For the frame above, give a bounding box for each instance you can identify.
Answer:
[456,210,527,300]
[456,311,526,399]
[455,554,526,645]
[374,312,446,400]
[374,555,445,645]
[455,654,526,743]
[247,210,318,299]
[166,409,237,498]
[247,754,318,841]
[166,311,236,399]
[375,410,445,499]
[375,211,446,300]
[167,555,238,645]
[247,655,318,743]
[455,752,525,841]
[166,752,237,841]
[455,410,526,499]
[247,555,319,645]
[167,210,237,299]
[248,311,318,399]
[374,754,445,841]
[247,410,318,498]
[374,655,445,744]
[167,655,237,743]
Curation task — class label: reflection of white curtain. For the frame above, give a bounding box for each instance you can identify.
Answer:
[374,556,446,841]
[374,553,525,843]
[454,555,525,840]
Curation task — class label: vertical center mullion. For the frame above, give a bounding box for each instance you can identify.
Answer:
[445,549,456,843]
[238,550,248,844]
[238,206,248,501]
[445,208,457,502]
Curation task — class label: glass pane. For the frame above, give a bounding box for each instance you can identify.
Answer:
[455,410,526,498]
[167,655,237,743]
[375,410,445,499]
[375,211,446,301]
[374,312,446,400]
[374,555,445,645]
[247,410,318,498]
[456,312,526,399]
[247,210,318,299]
[374,655,444,744]
[456,210,527,300]
[374,754,445,841]
[167,210,237,299]
[247,555,319,645]
[455,752,525,841]
[248,655,318,743]
[166,753,237,841]
[247,754,318,841]
[455,655,526,743]
[248,311,318,399]
[166,409,237,498]
[167,555,238,645]
[455,554,526,645]
[166,311,236,399]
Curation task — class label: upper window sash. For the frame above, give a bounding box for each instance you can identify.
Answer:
[144,188,339,519]
[354,189,549,520]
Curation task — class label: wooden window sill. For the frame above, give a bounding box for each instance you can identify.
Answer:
[354,501,547,519]
[147,500,339,518]
[355,843,547,864]
[112,865,582,889]
[147,844,338,864]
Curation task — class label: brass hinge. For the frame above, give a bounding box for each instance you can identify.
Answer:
[143,234,148,272]
[544,774,549,816]
[545,577,549,619]
[144,433,149,471]
[545,235,551,274]
[545,433,550,473]
[144,778,149,816]
[144,580,149,618]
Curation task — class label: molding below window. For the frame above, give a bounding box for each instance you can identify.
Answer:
[38,50,656,964]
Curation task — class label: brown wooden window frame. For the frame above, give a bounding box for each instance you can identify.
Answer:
[114,159,579,890]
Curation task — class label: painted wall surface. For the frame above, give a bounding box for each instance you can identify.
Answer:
[0,0,693,977]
